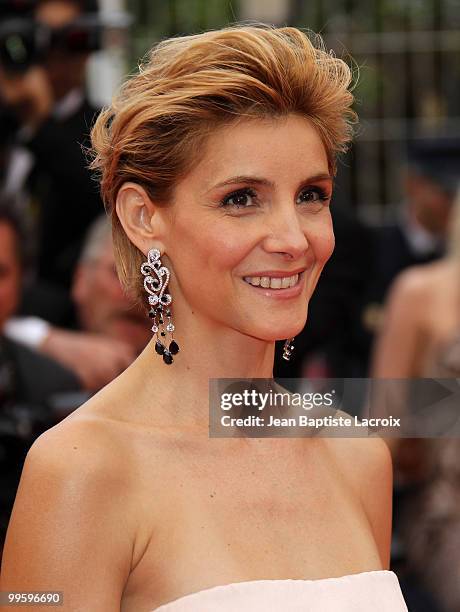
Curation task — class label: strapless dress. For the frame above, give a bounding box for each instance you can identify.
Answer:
[151,570,408,611]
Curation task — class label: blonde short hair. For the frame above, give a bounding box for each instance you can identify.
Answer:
[90,23,357,304]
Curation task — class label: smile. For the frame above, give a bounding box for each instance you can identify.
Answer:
[243,274,299,289]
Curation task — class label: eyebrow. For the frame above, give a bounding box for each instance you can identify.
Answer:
[207,173,333,192]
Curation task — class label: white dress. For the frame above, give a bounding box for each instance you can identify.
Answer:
[152,570,408,611]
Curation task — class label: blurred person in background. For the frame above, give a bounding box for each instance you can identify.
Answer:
[371,183,460,612]
[0,201,80,403]
[72,215,151,355]
[5,215,150,391]
[368,140,458,303]
[372,183,460,379]
[0,201,81,555]
[0,0,103,296]
[361,139,460,372]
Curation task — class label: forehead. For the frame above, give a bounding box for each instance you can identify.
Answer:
[35,1,80,27]
[100,236,115,263]
[87,235,114,265]
[186,114,329,192]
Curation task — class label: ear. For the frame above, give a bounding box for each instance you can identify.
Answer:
[115,182,167,255]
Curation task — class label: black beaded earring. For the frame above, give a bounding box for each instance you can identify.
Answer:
[282,337,295,361]
[141,248,180,364]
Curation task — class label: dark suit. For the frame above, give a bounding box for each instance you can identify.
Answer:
[11,97,103,327]
[0,336,82,548]
[27,98,104,288]
[366,223,444,305]
[351,223,445,373]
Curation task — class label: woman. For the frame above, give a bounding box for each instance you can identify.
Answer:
[1,24,408,611]
[371,188,460,612]
[372,187,460,379]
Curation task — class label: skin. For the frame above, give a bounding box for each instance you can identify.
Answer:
[36,236,148,391]
[371,258,460,484]
[1,115,393,611]
[0,222,21,330]
[35,0,88,101]
[0,220,135,393]
[71,235,151,354]
[371,258,460,378]
[0,66,53,131]
[370,260,460,612]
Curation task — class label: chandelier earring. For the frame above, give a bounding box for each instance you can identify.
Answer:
[141,248,179,365]
[282,337,295,361]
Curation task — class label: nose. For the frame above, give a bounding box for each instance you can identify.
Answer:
[262,205,309,260]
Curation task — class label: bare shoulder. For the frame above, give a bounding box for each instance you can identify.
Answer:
[389,260,445,302]
[323,426,393,490]
[323,426,393,567]
[26,407,135,483]
[321,406,393,488]
[23,386,140,483]
[0,398,141,610]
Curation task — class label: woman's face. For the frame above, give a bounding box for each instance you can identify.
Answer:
[163,113,335,342]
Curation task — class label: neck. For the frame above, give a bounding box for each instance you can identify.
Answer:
[127,314,277,431]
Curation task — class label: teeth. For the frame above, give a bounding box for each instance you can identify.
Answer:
[243,273,300,289]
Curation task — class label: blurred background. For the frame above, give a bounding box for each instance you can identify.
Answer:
[0,1,459,610]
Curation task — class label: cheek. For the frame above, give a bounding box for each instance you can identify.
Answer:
[205,230,252,271]
[318,231,335,263]
[307,217,335,264]
[104,275,125,300]
[171,215,250,273]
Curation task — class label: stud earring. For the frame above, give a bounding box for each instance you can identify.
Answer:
[282,337,295,361]
[141,248,179,365]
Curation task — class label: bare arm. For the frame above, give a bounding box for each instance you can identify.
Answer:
[357,438,394,568]
[40,330,137,391]
[371,268,426,378]
[0,419,136,611]
[326,435,394,569]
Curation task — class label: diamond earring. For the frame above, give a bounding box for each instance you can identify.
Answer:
[141,248,179,365]
[282,337,295,361]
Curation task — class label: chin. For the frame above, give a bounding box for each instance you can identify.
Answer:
[249,315,308,343]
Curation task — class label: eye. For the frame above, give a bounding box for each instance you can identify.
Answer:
[297,186,330,206]
[220,188,258,208]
